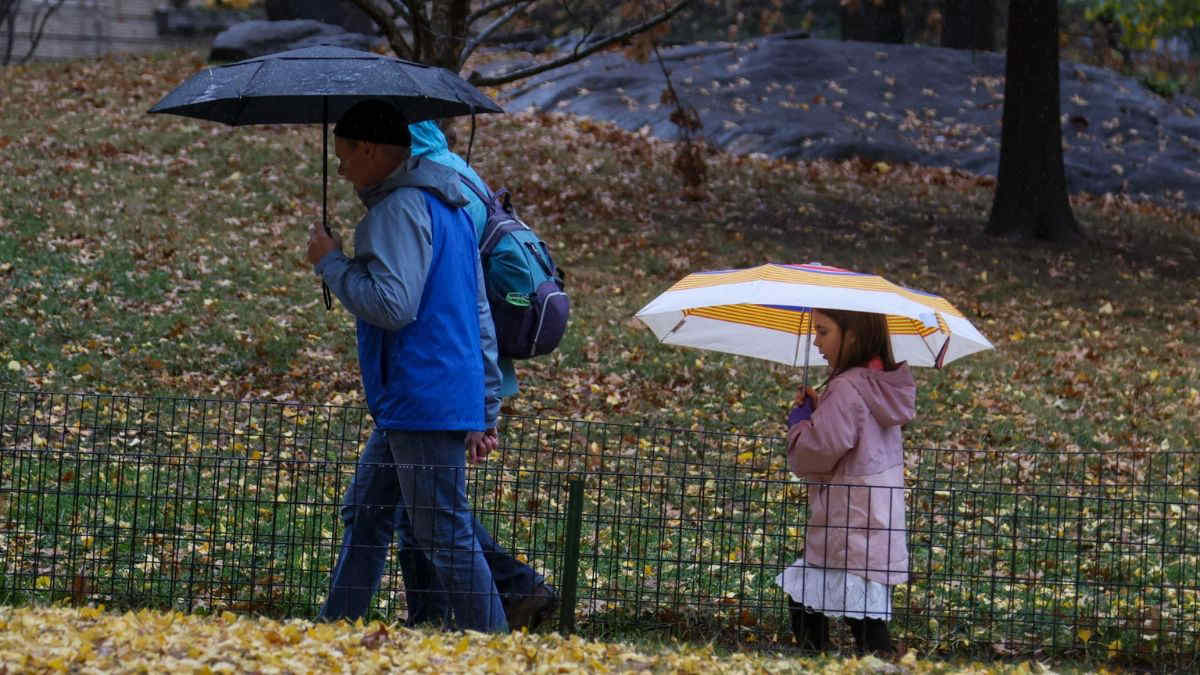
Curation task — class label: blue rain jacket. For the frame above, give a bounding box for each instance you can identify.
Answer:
[410,120,519,397]
[316,155,501,430]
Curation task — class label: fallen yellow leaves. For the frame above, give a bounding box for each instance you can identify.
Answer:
[0,605,1066,674]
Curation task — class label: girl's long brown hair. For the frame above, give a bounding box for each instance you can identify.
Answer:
[813,308,898,387]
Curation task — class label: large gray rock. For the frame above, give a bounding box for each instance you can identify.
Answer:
[209,19,383,62]
[502,34,1200,211]
[264,0,375,35]
[155,6,263,37]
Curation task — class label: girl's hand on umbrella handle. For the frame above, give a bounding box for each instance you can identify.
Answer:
[787,397,814,426]
[794,386,818,410]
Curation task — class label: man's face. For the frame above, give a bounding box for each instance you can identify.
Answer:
[333,136,376,191]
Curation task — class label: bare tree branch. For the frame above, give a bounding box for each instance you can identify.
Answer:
[461,0,537,66]
[403,0,428,62]
[19,0,65,65]
[348,0,414,60]
[0,0,17,24]
[467,0,529,26]
[390,0,412,23]
[653,40,707,192]
[1,0,18,66]
[555,0,595,33]
[468,0,693,87]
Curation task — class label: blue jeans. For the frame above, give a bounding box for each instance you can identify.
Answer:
[320,429,538,630]
[399,513,546,628]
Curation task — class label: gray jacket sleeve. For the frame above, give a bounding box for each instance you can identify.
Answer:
[476,253,502,428]
[315,192,430,332]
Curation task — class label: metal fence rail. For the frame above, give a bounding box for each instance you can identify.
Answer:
[1,391,1197,667]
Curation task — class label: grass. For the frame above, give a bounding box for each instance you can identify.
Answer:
[1,48,1198,670]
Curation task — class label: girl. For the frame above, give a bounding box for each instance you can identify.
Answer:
[776,308,915,655]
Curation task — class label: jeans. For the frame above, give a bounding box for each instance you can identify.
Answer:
[399,514,546,627]
[320,428,527,632]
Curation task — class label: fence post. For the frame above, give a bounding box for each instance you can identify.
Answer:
[558,478,584,634]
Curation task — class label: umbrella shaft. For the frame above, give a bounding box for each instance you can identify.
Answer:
[321,99,332,311]
[322,100,329,235]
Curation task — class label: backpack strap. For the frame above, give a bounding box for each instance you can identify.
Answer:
[479,208,529,258]
[455,171,493,208]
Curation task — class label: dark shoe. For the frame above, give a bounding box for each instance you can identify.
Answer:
[506,583,560,632]
[843,617,894,655]
[788,598,829,652]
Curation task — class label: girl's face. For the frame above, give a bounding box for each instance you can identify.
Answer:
[811,310,845,368]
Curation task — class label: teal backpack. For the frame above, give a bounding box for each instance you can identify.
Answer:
[457,174,569,359]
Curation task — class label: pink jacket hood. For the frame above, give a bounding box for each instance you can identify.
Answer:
[845,365,916,429]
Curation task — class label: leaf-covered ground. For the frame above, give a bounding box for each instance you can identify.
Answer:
[0,49,1197,671]
[0,605,1101,674]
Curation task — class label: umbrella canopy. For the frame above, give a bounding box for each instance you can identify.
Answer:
[635,262,993,369]
[147,45,502,125]
[148,45,503,309]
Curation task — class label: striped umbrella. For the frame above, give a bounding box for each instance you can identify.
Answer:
[634,263,993,372]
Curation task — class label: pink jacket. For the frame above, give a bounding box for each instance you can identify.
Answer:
[786,364,915,585]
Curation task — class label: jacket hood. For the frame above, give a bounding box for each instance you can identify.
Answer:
[358,155,469,210]
[843,364,916,427]
[409,120,479,187]
[409,120,449,157]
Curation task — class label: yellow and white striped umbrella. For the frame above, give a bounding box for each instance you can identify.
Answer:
[634,263,993,368]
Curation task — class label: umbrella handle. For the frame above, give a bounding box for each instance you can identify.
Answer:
[322,99,333,310]
[935,335,950,369]
[797,308,813,391]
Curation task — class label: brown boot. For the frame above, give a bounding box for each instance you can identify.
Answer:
[505,583,560,632]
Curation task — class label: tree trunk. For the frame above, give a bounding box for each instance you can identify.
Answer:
[941,0,995,50]
[841,0,904,44]
[986,0,1082,243]
[428,0,469,72]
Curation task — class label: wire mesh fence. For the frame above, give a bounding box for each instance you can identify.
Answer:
[1,390,1197,667]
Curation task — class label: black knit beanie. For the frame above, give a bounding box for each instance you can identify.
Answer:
[334,100,411,147]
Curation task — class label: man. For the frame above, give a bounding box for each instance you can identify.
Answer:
[308,100,505,631]
[401,119,559,631]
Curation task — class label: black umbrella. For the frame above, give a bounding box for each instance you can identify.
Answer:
[148,45,504,307]
[149,45,501,125]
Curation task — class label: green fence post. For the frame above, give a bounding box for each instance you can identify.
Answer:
[559,478,584,634]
